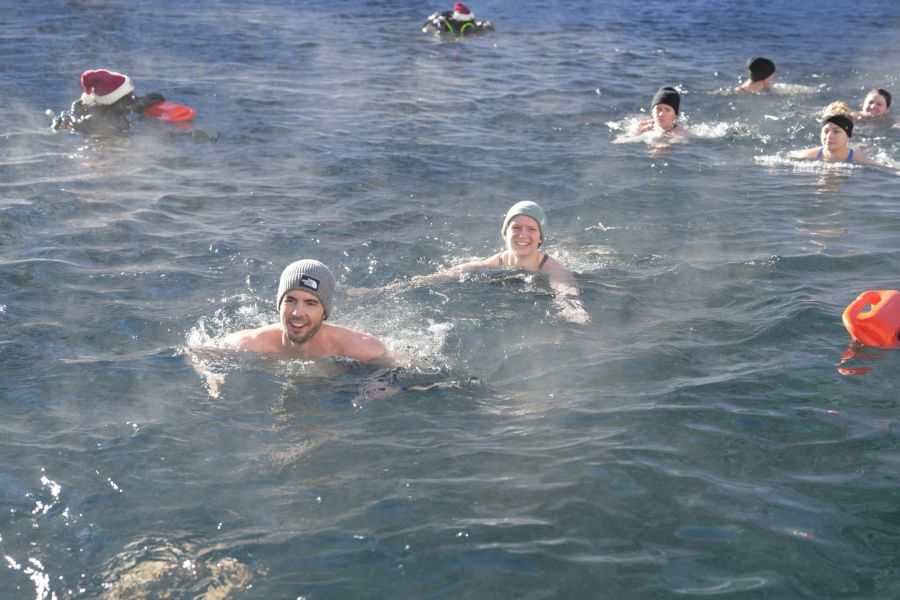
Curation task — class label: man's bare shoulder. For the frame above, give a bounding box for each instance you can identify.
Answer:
[323,323,389,362]
[222,325,283,353]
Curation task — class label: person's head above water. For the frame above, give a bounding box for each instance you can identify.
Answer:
[277,259,336,320]
[80,69,135,106]
[452,2,475,21]
[651,86,680,114]
[222,258,388,361]
[747,57,776,82]
[502,201,546,245]
[860,88,891,117]
[821,101,854,139]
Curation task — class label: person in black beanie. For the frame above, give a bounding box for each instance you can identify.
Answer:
[791,101,888,168]
[738,57,776,93]
[625,86,690,141]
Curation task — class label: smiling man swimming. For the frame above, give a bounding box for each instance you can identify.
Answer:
[224,259,388,362]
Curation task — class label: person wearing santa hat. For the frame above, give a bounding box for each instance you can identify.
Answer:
[50,69,165,136]
[422,2,494,36]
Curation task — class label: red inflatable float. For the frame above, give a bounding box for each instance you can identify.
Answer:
[842,290,900,349]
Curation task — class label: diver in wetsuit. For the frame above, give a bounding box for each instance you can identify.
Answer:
[50,69,165,136]
[422,2,494,36]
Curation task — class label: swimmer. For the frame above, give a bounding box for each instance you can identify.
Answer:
[422,2,494,36]
[224,259,390,362]
[49,69,169,136]
[853,88,892,121]
[617,86,690,143]
[736,57,776,93]
[791,101,885,167]
[398,201,590,324]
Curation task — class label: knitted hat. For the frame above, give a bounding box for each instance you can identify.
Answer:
[822,114,854,138]
[452,2,475,21]
[276,259,336,320]
[80,69,134,106]
[747,57,775,82]
[502,201,546,244]
[651,86,680,114]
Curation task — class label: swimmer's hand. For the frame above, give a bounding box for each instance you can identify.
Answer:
[354,367,404,406]
[634,118,655,134]
[133,92,165,113]
[555,295,590,325]
[48,109,73,132]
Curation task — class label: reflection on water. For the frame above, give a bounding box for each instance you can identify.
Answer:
[3,0,900,598]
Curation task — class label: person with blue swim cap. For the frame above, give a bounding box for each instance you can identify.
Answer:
[395,201,590,324]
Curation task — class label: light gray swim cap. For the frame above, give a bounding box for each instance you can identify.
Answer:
[501,201,546,243]
[276,259,335,319]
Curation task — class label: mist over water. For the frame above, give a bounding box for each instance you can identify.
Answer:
[2,0,900,598]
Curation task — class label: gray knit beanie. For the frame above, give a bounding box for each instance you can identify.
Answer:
[501,201,546,244]
[276,259,336,319]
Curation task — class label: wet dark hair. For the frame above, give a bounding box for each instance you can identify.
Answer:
[871,88,892,108]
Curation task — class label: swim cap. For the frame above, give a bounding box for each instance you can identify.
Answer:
[502,201,546,244]
[276,259,336,319]
[747,57,775,82]
[822,114,854,138]
[651,86,680,114]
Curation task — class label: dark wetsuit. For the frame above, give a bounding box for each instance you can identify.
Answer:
[51,93,163,137]
[816,146,855,163]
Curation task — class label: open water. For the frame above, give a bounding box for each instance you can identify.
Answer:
[2,0,900,598]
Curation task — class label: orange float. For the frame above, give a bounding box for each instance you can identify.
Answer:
[842,290,900,349]
[142,101,196,123]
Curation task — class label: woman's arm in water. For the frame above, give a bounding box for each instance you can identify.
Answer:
[542,257,590,324]
[392,254,501,288]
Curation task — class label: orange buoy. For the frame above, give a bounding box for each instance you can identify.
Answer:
[142,101,196,123]
[842,290,900,349]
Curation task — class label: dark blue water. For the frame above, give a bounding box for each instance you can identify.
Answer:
[2,1,900,598]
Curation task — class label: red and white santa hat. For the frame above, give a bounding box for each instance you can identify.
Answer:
[80,69,134,106]
[452,2,475,21]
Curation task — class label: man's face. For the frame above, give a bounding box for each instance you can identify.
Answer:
[280,289,325,345]
[652,103,676,130]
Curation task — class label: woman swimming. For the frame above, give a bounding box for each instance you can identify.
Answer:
[399,201,589,324]
[853,88,893,122]
[791,101,884,167]
[614,86,690,144]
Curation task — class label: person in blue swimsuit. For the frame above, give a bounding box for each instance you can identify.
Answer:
[394,201,589,323]
[792,101,883,166]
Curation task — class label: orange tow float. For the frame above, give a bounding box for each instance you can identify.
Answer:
[842,290,900,349]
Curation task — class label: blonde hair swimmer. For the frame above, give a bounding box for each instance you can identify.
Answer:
[402,201,590,324]
[790,101,885,168]
[224,259,390,361]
